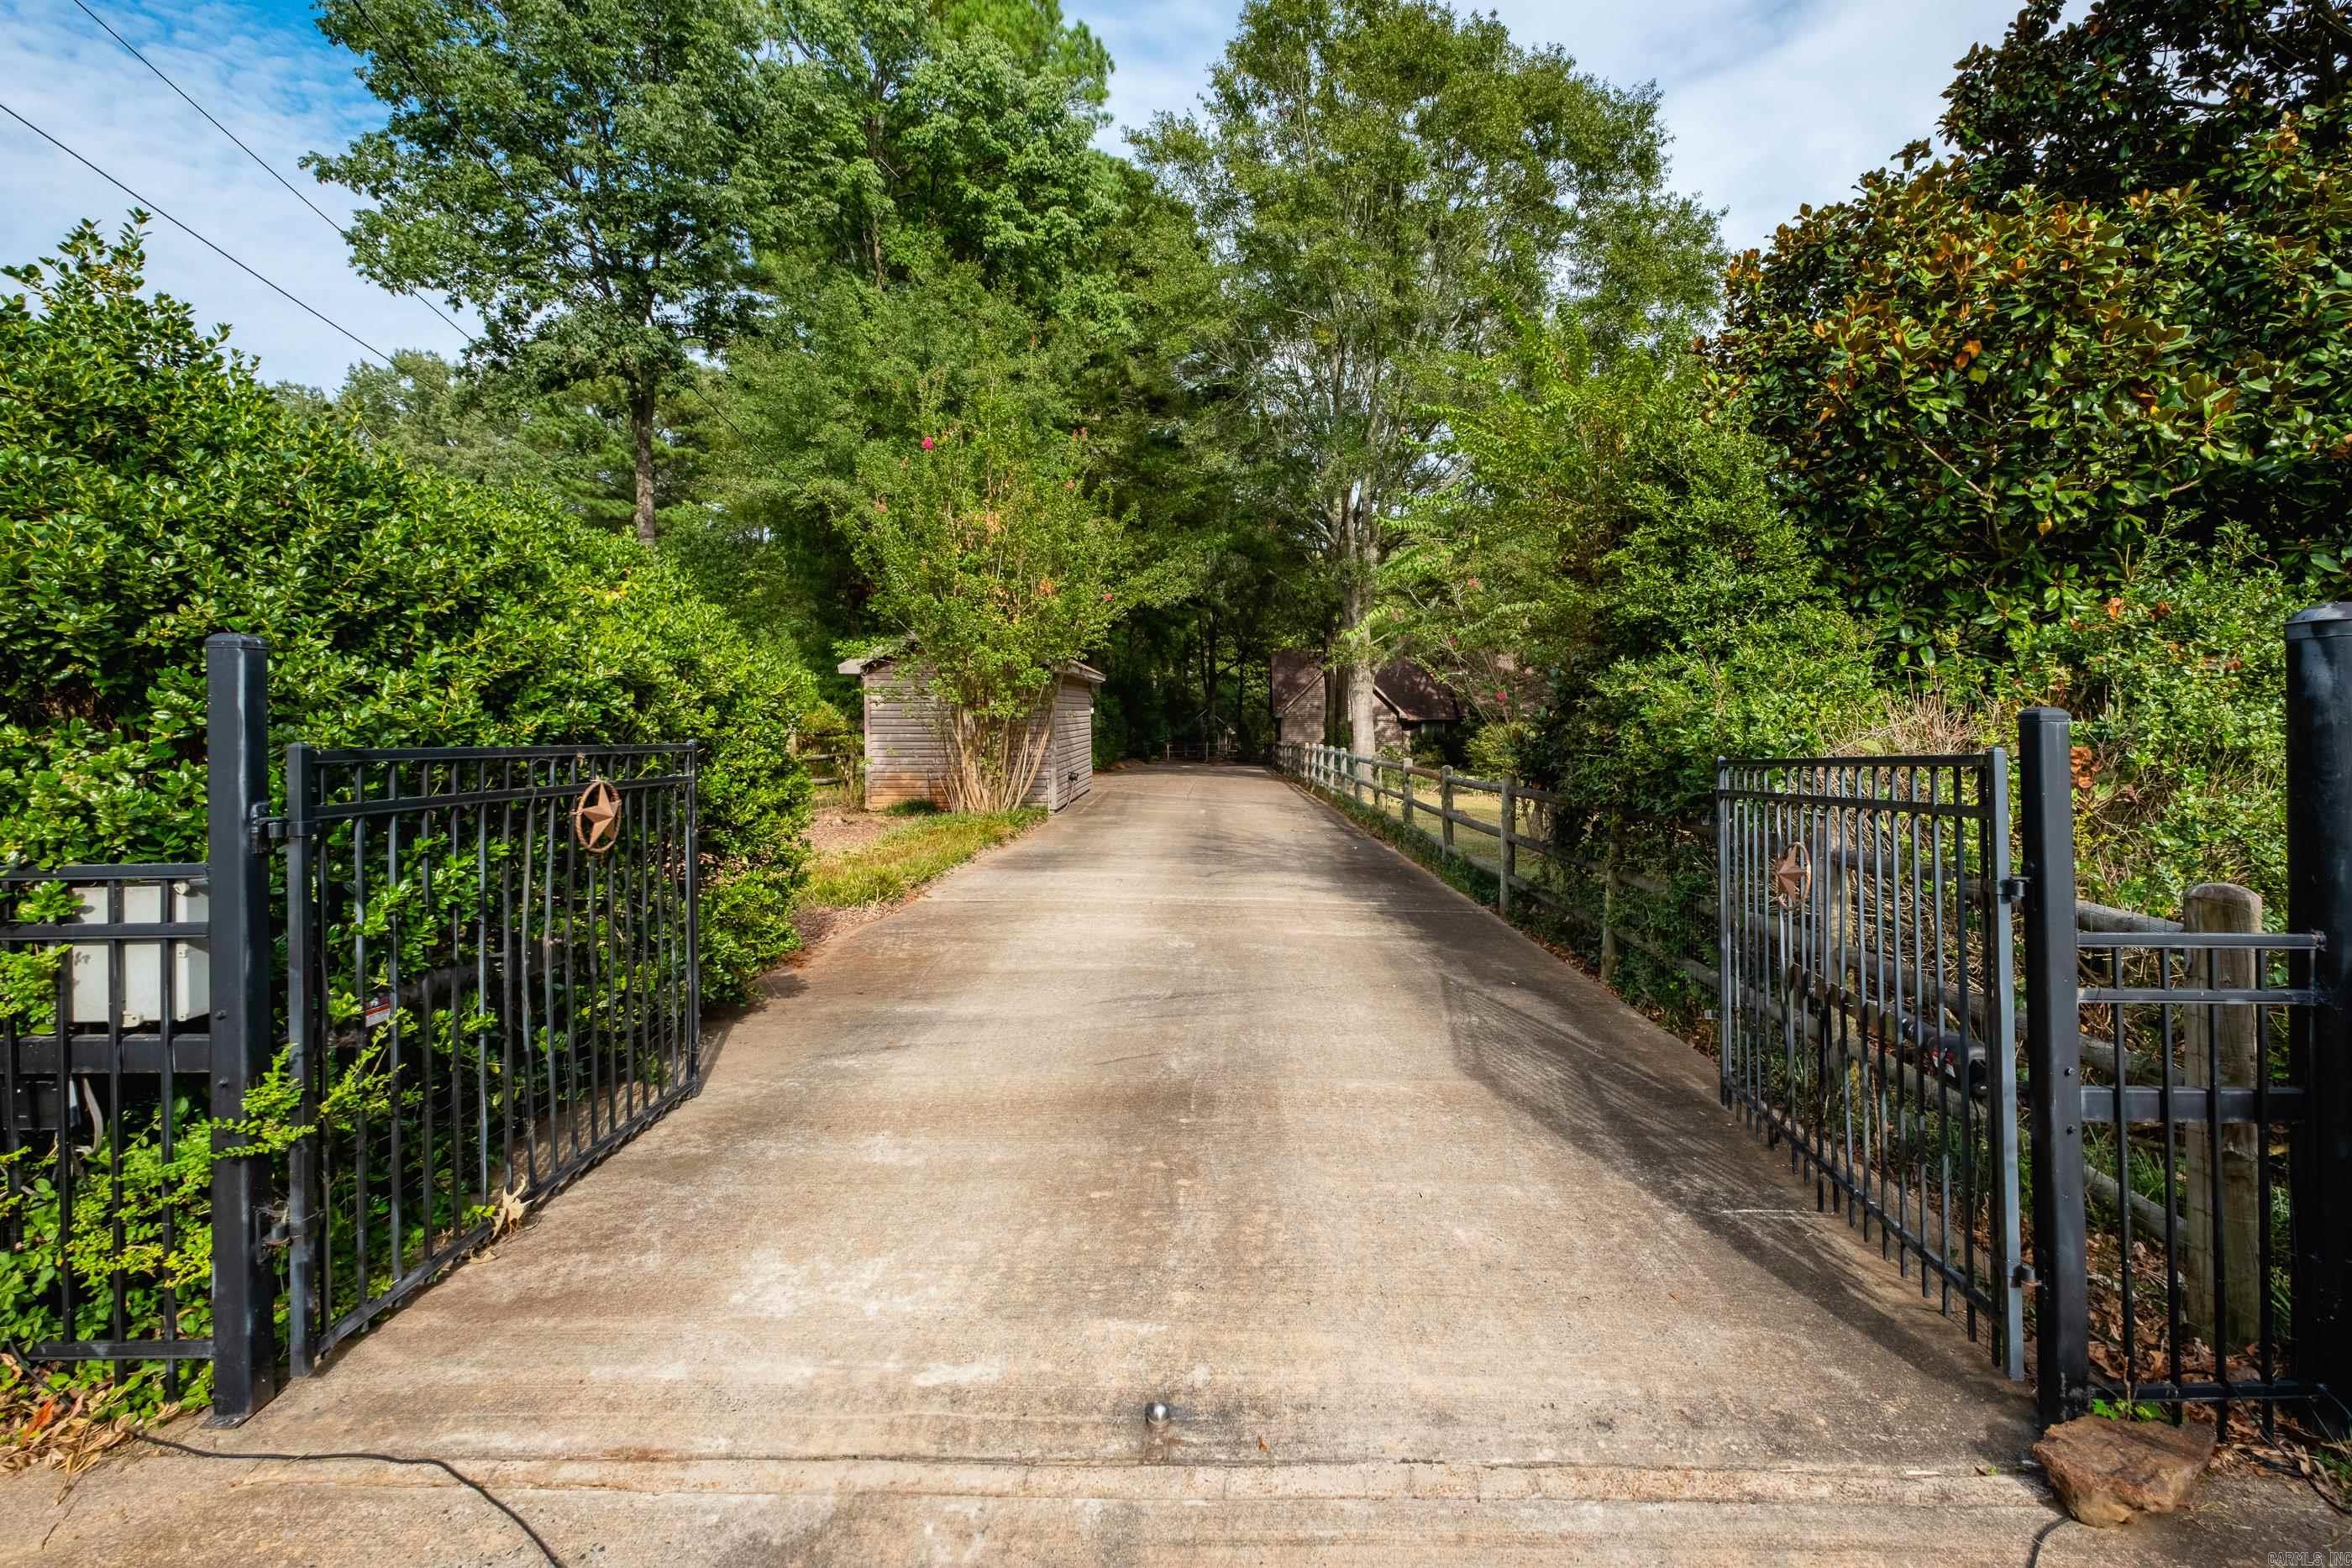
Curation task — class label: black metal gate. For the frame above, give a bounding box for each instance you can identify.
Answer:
[1715,752,2028,1376]
[2019,707,2323,1436]
[279,739,700,1377]
[0,635,701,1423]
[1720,647,2351,1433]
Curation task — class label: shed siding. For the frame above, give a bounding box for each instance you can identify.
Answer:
[860,664,1094,811]
[1052,675,1093,805]
[863,674,951,808]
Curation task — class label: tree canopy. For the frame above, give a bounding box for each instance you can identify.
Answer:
[309,0,797,545]
[1135,0,1720,758]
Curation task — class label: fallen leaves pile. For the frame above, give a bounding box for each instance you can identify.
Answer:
[0,1356,180,1481]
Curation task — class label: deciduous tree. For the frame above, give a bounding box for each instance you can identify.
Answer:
[308,0,796,545]
[1133,0,1718,763]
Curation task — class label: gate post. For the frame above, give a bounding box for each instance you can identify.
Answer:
[2286,604,2352,1419]
[2019,707,2088,1427]
[1440,768,1455,852]
[205,633,280,1424]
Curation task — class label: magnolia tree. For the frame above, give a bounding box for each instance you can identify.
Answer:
[851,388,1138,810]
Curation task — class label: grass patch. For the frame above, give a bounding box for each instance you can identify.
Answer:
[798,809,1045,910]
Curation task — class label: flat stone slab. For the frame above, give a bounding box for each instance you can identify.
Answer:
[1,767,2334,1564]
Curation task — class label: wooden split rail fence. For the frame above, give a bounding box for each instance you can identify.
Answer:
[1276,741,1700,989]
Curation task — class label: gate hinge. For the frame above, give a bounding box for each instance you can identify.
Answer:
[2010,1261,2037,1288]
[260,1206,321,1250]
[1998,876,2029,904]
[247,807,295,848]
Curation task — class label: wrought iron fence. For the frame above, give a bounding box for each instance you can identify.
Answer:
[1279,629,2352,1436]
[2020,708,2323,1437]
[0,863,217,1399]
[281,742,700,1376]
[0,636,703,1423]
[1715,754,2026,1377]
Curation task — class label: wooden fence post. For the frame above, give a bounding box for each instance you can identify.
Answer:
[1402,766,1415,831]
[1440,767,1455,852]
[1498,774,1515,918]
[1599,834,1620,986]
[2181,881,2261,1352]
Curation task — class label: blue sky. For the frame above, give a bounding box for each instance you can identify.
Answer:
[3,0,2040,390]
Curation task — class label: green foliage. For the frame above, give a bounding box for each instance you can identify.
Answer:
[1712,44,2352,650]
[309,0,797,542]
[847,377,1154,806]
[769,0,1126,301]
[1135,0,1722,752]
[0,218,815,1002]
[296,352,729,543]
[1941,0,2352,207]
[0,218,822,1421]
[1962,535,2303,916]
[797,808,1041,907]
[1387,320,1877,855]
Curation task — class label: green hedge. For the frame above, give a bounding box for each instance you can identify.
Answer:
[1,220,814,1002]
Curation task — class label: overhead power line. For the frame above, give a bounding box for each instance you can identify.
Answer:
[333,0,753,444]
[39,2,753,449]
[0,97,394,367]
[68,0,475,343]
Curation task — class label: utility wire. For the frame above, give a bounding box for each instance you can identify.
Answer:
[67,0,475,343]
[0,97,394,367]
[333,0,753,445]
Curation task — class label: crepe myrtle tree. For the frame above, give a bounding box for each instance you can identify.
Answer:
[308,0,796,546]
[848,381,1145,810]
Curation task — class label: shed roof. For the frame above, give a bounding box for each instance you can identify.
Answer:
[837,646,1105,686]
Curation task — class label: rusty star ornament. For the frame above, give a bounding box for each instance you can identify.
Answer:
[1770,841,1811,910]
[574,778,622,852]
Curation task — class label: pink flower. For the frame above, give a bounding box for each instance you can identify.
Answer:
[920,435,935,450]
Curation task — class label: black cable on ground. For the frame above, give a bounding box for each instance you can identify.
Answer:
[135,1433,563,1565]
[2024,1513,2073,1568]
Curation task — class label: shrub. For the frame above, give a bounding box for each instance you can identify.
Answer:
[1966,533,2306,918]
[0,219,816,1001]
[0,218,821,1419]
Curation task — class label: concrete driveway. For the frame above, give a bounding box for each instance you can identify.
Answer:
[7,767,2331,1565]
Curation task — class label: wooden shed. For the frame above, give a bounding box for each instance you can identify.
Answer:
[837,652,1105,811]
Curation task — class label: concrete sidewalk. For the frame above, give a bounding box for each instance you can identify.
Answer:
[6,767,2332,1564]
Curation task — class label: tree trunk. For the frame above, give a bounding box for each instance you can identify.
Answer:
[1341,538,1378,762]
[631,378,658,548]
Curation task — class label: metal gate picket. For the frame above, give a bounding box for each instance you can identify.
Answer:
[1716,751,2027,1379]
[277,738,701,1376]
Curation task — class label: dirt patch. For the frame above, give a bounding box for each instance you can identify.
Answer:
[806,806,897,855]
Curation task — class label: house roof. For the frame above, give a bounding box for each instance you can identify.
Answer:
[1271,650,1324,718]
[1373,660,1459,724]
[1270,651,1461,725]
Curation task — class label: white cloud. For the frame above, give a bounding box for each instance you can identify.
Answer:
[1079,0,2032,254]
[0,0,471,390]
